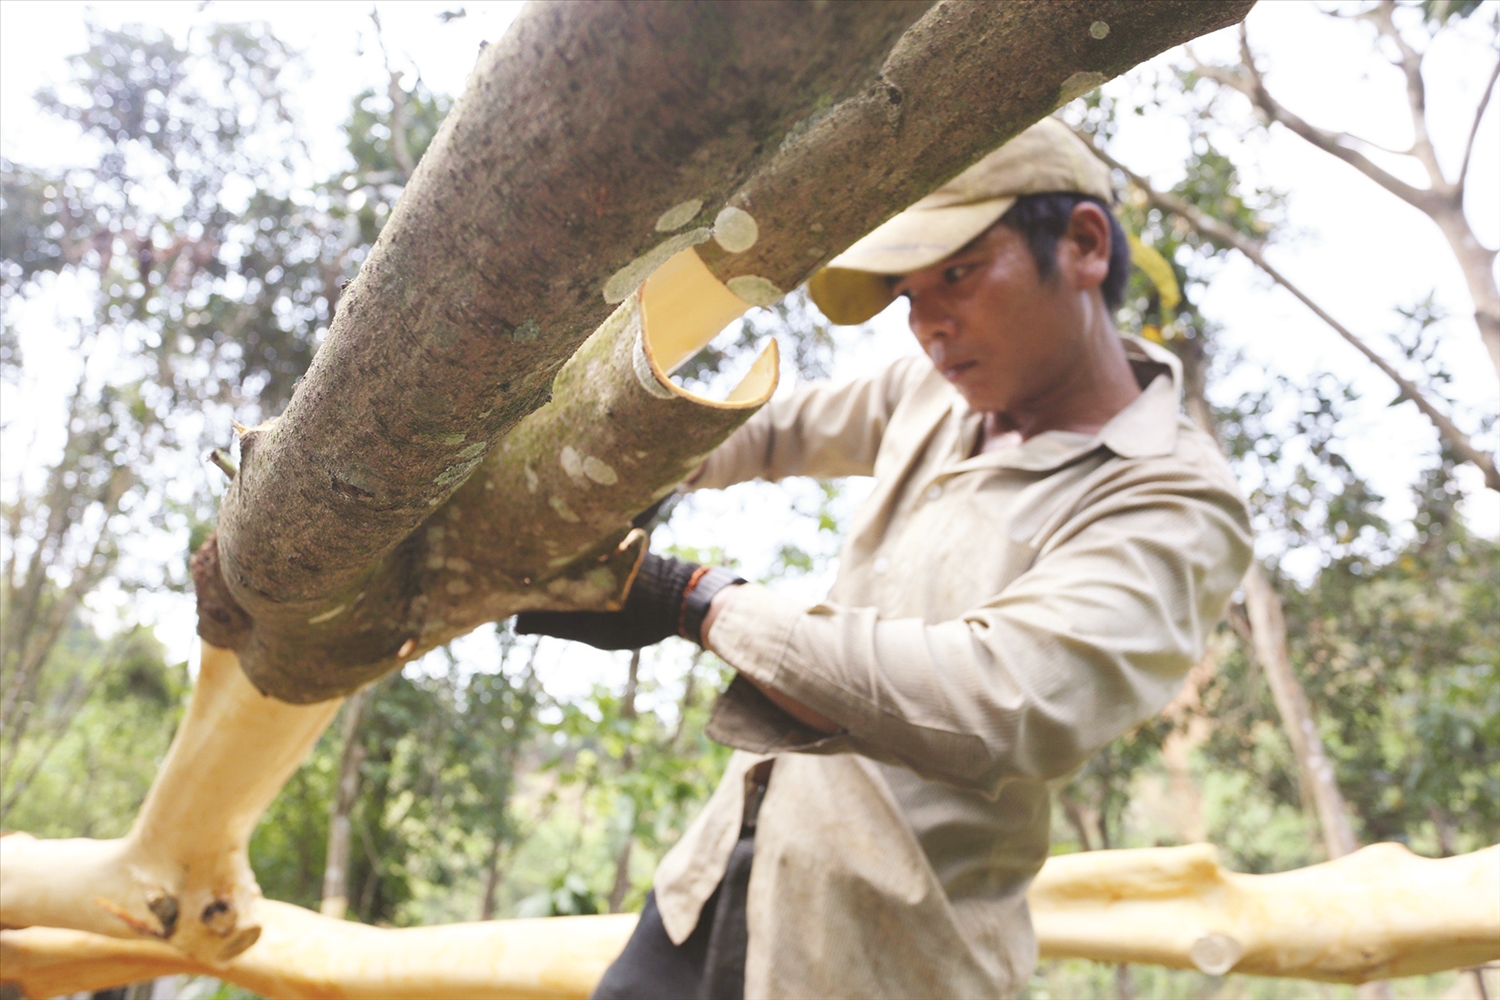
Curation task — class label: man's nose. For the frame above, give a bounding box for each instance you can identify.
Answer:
[907,294,955,345]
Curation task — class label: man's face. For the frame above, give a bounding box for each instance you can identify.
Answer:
[888,207,1108,415]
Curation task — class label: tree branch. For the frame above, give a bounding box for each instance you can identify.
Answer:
[370,9,417,182]
[1458,56,1500,192]
[1366,1,1446,186]
[1083,138,1500,493]
[1196,27,1442,211]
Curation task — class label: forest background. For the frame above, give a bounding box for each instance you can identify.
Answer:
[1,2,1496,998]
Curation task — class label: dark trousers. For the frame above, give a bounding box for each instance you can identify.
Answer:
[590,833,755,1000]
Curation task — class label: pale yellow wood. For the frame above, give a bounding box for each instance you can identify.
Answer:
[1030,842,1500,982]
[0,646,341,962]
[0,902,638,1000]
[4,844,1494,998]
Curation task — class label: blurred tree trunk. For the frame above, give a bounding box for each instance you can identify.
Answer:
[1178,339,1360,861]
[607,650,641,915]
[320,686,372,919]
[1,371,132,751]
[1239,564,1359,858]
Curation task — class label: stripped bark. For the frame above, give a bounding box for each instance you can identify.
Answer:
[6,844,1496,998]
[0,645,339,963]
[199,0,1256,703]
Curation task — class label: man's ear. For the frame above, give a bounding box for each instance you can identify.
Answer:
[1060,202,1112,293]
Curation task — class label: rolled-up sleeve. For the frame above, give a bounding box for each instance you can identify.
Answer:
[706,470,1252,798]
[692,355,924,490]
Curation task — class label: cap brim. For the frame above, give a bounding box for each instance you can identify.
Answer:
[807,195,1016,325]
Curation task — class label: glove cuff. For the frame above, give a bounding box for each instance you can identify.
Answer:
[679,566,746,645]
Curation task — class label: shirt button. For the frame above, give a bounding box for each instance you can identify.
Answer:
[926,484,943,501]
[872,557,890,575]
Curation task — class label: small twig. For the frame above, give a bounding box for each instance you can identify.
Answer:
[1458,57,1500,192]
[209,448,238,480]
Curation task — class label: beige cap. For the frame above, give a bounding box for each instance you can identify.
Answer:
[807,118,1114,325]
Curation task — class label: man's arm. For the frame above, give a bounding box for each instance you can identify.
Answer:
[690,354,922,490]
[702,466,1252,795]
[703,587,839,734]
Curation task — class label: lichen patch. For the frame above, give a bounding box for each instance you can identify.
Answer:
[727,275,783,307]
[655,198,704,232]
[603,228,712,303]
[583,456,618,485]
[549,495,582,523]
[713,206,758,253]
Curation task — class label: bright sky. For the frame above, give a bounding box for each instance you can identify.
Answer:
[1,2,1496,697]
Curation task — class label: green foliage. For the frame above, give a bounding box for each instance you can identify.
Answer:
[530,646,734,915]
[1285,458,1500,852]
[2,619,182,838]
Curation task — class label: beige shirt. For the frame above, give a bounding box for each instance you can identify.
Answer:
[654,338,1252,999]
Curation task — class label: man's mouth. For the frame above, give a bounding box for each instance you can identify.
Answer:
[942,360,978,381]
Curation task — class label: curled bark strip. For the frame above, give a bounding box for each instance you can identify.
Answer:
[235,266,778,702]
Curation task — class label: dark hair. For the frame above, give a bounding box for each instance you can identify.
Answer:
[996,192,1130,311]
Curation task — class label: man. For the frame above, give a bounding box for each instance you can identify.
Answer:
[518,118,1252,999]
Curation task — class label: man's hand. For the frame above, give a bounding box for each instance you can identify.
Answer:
[514,552,742,650]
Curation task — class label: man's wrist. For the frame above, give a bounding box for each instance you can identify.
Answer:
[698,583,741,650]
[680,568,744,646]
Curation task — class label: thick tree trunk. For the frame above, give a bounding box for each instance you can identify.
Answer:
[197,0,1255,704]
[6,845,1496,999]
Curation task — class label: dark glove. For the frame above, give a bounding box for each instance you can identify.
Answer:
[514,552,743,650]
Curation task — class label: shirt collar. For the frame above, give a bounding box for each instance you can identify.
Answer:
[950,334,1182,474]
[1099,335,1182,460]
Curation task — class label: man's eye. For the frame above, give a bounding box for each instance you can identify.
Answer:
[943,264,971,284]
